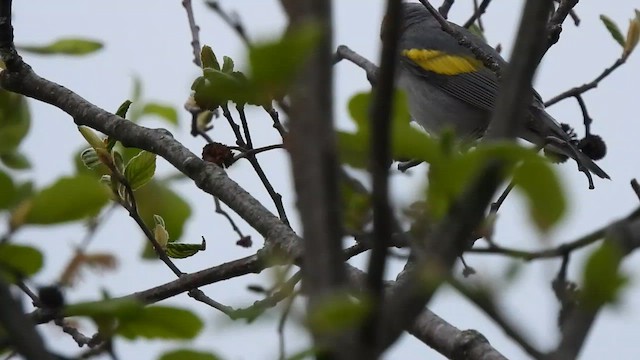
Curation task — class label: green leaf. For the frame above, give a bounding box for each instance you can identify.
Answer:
[159,349,222,360]
[140,103,178,126]
[153,214,170,248]
[0,170,15,209]
[19,38,103,55]
[8,181,33,210]
[0,90,30,155]
[624,17,640,57]
[467,23,487,43]
[600,15,626,47]
[0,151,31,170]
[192,69,250,109]
[80,148,102,170]
[115,100,133,118]
[512,157,566,231]
[24,175,111,225]
[201,45,220,70]
[117,306,204,340]
[166,241,206,259]
[249,24,321,102]
[286,349,317,360]
[221,56,234,73]
[137,181,192,257]
[341,180,371,234]
[124,151,156,190]
[64,298,143,318]
[343,91,439,168]
[581,241,627,308]
[307,294,371,335]
[0,244,43,279]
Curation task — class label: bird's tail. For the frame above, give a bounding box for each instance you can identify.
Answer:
[525,108,610,181]
[547,140,610,180]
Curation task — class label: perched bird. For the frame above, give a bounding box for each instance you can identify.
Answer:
[394,2,609,180]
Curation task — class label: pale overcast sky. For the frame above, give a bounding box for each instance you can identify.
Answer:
[8,0,640,359]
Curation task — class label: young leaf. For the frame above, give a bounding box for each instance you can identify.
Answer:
[115,100,133,118]
[158,349,221,360]
[624,17,640,57]
[249,24,321,102]
[0,170,15,209]
[116,306,204,340]
[0,244,43,280]
[0,90,30,155]
[124,151,157,190]
[0,151,31,170]
[80,148,101,169]
[78,126,106,150]
[19,38,103,55]
[307,294,371,335]
[140,102,178,126]
[201,45,220,70]
[166,240,206,259]
[512,157,566,232]
[600,15,625,47]
[24,175,110,225]
[581,242,628,308]
[153,215,170,248]
[137,181,192,258]
[222,56,234,73]
[64,298,143,318]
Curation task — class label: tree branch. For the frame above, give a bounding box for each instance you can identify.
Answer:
[362,0,402,356]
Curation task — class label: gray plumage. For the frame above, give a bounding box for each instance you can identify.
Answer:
[396,2,609,179]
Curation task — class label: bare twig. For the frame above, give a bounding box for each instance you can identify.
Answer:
[205,1,251,46]
[181,0,202,66]
[213,197,246,242]
[489,182,515,213]
[438,0,454,18]
[574,95,592,136]
[449,279,544,358]
[544,57,626,107]
[463,0,492,28]
[632,179,640,202]
[231,144,284,163]
[221,105,290,225]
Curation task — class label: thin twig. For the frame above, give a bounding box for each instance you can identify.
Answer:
[188,289,235,314]
[449,279,544,359]
[631,179,640,202]
[490,181,515,213]
[205,1,250,46]
[263,106,287,137]
[544,57,626,107]
[231,144,284,163]
[278,289,299,360]
[213,197,246,242]
[438,0,454,18]
[463,0,492,28]
[574,95,592,136]
[181,0,202,66]
[221,105,289,225]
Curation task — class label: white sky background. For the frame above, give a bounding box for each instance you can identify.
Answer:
[7,0,640,359]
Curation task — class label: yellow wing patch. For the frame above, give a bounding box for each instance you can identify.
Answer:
[402,49,482,75]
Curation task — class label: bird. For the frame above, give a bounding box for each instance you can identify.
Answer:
[394,2,609,181]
